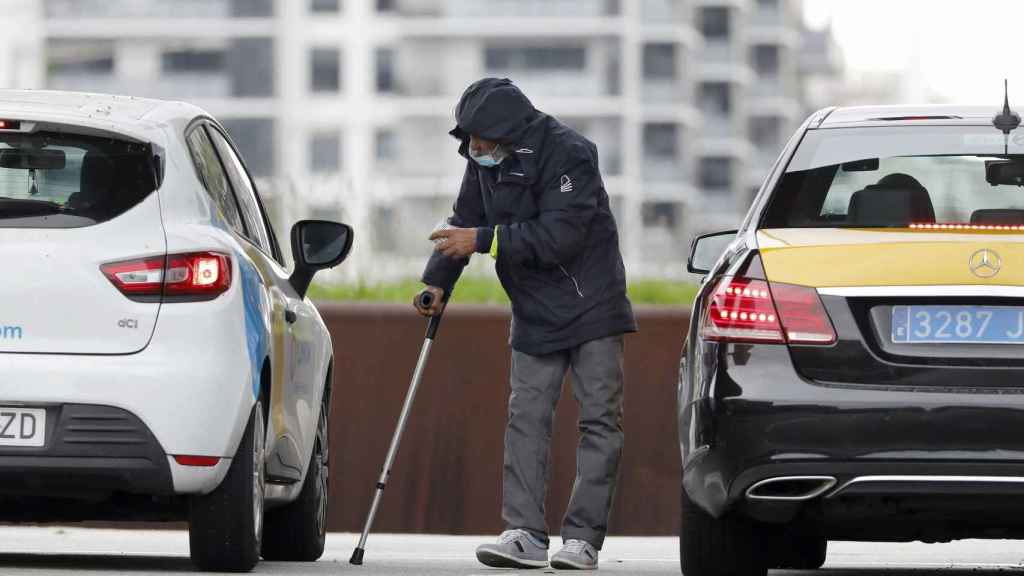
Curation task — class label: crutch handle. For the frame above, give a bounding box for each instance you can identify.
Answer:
[419,290,449,340]
[418,290,435,309]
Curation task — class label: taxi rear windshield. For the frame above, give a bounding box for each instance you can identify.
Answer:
[0,131,157,229]
[762,126,1024,229]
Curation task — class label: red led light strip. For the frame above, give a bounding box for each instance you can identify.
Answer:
[910,223,1024,231]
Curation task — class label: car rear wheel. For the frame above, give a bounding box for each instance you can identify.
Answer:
[189,401,265,572]
[679,486,766,576]
[261,392,329,561]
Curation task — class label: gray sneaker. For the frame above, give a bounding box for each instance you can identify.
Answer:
[551,539,599,570]
[475,529,549,569]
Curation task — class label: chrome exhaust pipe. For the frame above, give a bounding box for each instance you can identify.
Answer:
[745,476,837,501]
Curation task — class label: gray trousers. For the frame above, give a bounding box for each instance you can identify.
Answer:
[502,335,625,550]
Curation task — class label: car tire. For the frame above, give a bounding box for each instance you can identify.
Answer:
[189,401,266,573]
[261,392,329,561]
[679,485,766,576]
[771,527,827,570]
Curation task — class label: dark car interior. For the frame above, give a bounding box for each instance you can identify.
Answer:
[763,157,1024,228]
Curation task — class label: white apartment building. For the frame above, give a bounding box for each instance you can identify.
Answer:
[6,0,838,281]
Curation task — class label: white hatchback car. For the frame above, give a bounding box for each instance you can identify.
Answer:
[0,90,351,572]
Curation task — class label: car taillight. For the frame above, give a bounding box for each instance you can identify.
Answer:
[100,256,165,296]
[701,277,835,345]
[703,278,784,343]
[164,253,231,296]
[771,282,837,344]
[101,252,231,301]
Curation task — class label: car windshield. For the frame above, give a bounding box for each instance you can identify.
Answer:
[762,126,1024,229]
[0,132,156,229]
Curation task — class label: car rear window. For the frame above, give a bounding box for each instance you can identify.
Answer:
[762,126,1024,229]
[0,131,156,229]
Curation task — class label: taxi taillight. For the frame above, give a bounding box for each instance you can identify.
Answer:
[701,276,836,345]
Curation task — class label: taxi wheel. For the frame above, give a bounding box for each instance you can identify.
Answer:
[772,529,827,570]
[680,485,767,576]
[261,392,329,561]
[189,401,265,572]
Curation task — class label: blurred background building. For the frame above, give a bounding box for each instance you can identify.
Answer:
[0,0,844,282]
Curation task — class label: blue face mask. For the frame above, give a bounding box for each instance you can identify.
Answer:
[470,147,506,167]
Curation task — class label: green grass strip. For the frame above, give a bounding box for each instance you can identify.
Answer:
[309,277,698,306]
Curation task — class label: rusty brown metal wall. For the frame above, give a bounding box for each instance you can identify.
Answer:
[322,303,689,536]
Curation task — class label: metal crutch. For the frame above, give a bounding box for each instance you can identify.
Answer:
[350,290,445,565]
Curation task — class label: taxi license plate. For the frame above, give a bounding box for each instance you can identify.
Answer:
[892,305,1024,344]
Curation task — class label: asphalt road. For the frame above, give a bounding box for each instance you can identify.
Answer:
[0,528,1023,574]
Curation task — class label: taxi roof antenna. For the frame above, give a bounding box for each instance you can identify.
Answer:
[993,79,1020,154]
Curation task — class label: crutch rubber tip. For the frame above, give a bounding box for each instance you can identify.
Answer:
[350,547,365,565]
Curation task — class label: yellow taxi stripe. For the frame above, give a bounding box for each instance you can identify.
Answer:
[757,229,1024,288]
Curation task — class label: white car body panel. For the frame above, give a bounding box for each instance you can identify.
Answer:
[0,193,165,354]
[0,90,335,505]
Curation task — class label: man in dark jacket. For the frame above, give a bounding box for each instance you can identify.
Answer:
[417,78,636,570]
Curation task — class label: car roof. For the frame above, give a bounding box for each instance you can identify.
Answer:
[0,89,209,143]
[817,105,1008,128]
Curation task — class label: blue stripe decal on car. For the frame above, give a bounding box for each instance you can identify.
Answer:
[237,255,269,398]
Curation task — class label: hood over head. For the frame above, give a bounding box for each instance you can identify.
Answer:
[449,78,536,146]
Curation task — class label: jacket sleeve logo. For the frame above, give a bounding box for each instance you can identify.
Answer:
[560,174,573,193]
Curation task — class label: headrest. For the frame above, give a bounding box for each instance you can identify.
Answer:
[847,173,935,226]
[971,209,1024,225]
[79,152,114,202]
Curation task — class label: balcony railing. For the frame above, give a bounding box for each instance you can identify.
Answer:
[643,159,685,182]
[642,0,690,23]
[749,7,788,28]
[45,0,271,19]
[702,41,739,63]
[394,0,618,18]
[750,78,795,99]
[48,72,232,99]
[700,114,741,139]
[643,80,688,104]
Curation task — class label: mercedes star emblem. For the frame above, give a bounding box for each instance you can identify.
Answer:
[969,249,1002,278]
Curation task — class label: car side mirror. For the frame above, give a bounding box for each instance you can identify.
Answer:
[289,220,354,298]
[687,230,737,274]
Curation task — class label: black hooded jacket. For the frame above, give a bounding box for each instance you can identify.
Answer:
[422,78,636,355]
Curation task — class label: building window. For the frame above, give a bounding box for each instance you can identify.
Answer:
[484,46,586,71]
[749,116,782,148]
[751,44,780,77]
[376,47,396,93]
[699,7,730,40]
[162,49,226,74]
[310,47,341,93]
[222,118,276,177]
[376,0,396,11]
[642,43,676,81]
[311,0,340,13]
[47,40,115,76]
[642,201,682,235]
[229,38,274,97]
[375,129,398,162]
[643,123,678,159]
[699,82,731,116]
[231,0,273,17]
[372,205,397,253]
[700,157,732,193]
[310,131,342,174]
